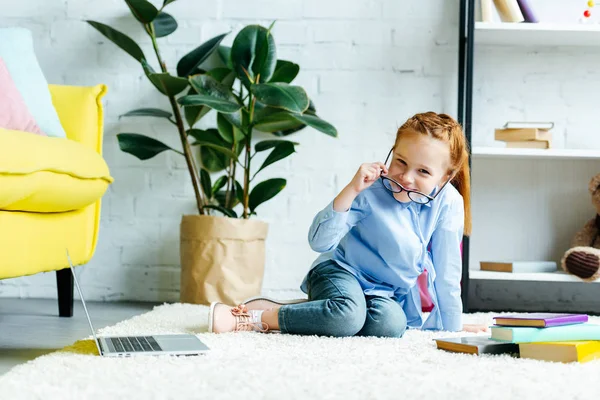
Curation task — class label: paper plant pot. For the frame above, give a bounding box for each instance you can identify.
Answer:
[179,214,268,306]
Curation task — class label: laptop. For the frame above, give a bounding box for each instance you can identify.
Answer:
[66,250,209,357]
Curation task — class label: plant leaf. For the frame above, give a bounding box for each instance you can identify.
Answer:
[255,139,299,152]
[256,141,295,174]
[120,108,172,120]
[200,168,212,199]
[290,113,338,137]
[253,111,303,133]
[153,12,177,37]
[188,129,238,159]
[217,113,244,144]
[177,33,228,77]
[142,61,189,96]
[125,0,158,23]
[117,133,175,160]
[183,87,210,128]
[86,20,145,63]
[231,25,277,87]
[204,205,237,218]
[212,175,228,196]
[189,129,229,172]
[207,68,236,88]
[269,60,300,83]
[179,74,241,113]
[162,0,177,7]
[250,83,309,114]
[249,178,286,213]
[218,46,233,69]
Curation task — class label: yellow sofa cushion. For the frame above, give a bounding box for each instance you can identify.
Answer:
[0,129,113,212]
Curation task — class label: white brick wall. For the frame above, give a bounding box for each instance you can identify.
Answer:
[1,0,598,304]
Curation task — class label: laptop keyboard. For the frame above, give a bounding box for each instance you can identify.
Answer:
[109,336,162,353]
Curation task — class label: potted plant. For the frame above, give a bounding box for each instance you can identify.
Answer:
[87,0,337,305]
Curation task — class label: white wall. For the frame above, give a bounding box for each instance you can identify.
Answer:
[1,0,598,304]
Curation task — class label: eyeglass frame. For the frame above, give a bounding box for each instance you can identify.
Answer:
[380,148,455,205]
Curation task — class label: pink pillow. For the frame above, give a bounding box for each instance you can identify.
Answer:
[0,57,44,136]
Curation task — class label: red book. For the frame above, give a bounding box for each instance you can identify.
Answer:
[493,313,589,328]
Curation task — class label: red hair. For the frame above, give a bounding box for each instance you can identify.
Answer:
[394,112,471,236]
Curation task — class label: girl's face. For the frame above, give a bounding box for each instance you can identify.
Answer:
[387,130,451,203]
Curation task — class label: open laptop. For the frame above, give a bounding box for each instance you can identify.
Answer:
[66,250,209,357]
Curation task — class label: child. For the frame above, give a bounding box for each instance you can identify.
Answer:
[209,112,488,336]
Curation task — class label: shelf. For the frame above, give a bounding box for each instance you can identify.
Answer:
[470,270,600,283]
[471,147,600,160]
[475,22,600,46]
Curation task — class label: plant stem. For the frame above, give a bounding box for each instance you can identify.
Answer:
[149,25,205,214]
[242,95,256,218]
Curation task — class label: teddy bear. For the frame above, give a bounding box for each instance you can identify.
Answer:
[561,173,600,282]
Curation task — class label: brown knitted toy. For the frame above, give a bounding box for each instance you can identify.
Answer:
[561,173,600,281]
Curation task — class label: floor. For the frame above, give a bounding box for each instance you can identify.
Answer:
[0,298,157,376]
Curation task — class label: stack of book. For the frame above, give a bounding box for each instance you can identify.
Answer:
[479,260,557,273]
[495,122,554,149]
[434,313,600,363]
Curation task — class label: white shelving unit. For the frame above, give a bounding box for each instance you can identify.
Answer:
[475,22,600,46]
[467,22,600,290]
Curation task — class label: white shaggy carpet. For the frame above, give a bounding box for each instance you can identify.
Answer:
[2,304,600,400]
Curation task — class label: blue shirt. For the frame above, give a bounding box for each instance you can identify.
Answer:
[300,178,464,331]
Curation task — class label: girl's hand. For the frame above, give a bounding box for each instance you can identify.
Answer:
[349,162,388,194]
[462,324,489,333]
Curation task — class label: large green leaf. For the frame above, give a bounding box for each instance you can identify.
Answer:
[215,180,243,209]
[217,113,244,144]
[249,178,286,213]
[256,141,295,175]
[146,72,189,96]
[253,111,303,133]
[183,87,210,128]
[120,108,172,120]
[153,12,177,37]
[207,68,236,88]
[188,129,237,159]
[290,113,337,137]
[255,139,298,152]
[162,0,177,7]
[86,21,145,63]
[204,205,237,218]
[200,168,212,199]
[179,75,241,113]
[269,60,299,83]
[125,0,158,23]
[250,83,309,114]
[177,33,228,77]
[218,46,233,69]
[231,25,277,87]
[117,133,176,160]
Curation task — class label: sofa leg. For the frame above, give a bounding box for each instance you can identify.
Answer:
[56,268,74,317]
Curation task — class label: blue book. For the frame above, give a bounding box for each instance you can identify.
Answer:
[492,323,600,343]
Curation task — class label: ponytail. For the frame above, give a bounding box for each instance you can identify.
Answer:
[451,150,471,236]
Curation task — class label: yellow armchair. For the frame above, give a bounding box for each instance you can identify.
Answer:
[0,84,113,317]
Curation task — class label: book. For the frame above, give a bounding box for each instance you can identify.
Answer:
[492,0,524,22]
[495,128,552,142]
[480,261,557,273]
[491,323,600,343]
[493,313,589,328]
[515,0,538,23]
[480,0,493,22]
[502,121,554,130]
[506,140,550,149]
[519,341,600,363]
[434,336,519,355]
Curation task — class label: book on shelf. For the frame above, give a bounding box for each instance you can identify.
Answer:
[492,0,524,22]
[480,261,557,273]
[434,336,519,355]
[503,121,554,130]
[491,323,600,343]
[515,0,538,23]
[493,313,589,328]
[519,341,600,363]
[494,128,552,142]
[505,140,551,149]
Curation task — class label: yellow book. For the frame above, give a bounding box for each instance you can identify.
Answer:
[506,140,551,149]
[519,341,600,363]
[495,128,552,142]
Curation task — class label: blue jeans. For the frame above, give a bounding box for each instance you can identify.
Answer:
[278,260,407,338]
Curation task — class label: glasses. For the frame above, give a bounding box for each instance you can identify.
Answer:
[380,148,453,205]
